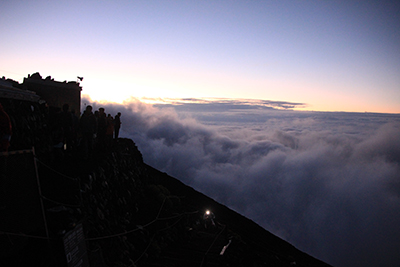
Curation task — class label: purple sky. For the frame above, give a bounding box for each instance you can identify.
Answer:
[1,0,399,113]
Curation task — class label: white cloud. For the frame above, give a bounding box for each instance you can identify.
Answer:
[85,97,400,267]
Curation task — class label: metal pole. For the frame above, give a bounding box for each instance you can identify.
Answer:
[32,147,50,242]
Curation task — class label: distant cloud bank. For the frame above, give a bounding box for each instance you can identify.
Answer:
[84,97,400,267]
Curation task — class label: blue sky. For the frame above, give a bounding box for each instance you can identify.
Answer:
[1,1,399,113]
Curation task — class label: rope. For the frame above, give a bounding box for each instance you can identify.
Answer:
[134,211,197,264]
[200,224,227,267]
[86,198,167,241]
[156,197,167,219]
[41,195,82,208]
[34,157,83,207]
[1,148,78,181]
[0,149,33,156]
[0,231,54,240]
[85,225,144,241]
[158,215,184,232]
[0,209,196,242]
[86,201,198,241]
[35,157,79,181]
[157,210,199,221]
[134,233,157,264]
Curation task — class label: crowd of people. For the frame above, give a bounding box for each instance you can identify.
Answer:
[56,104,122,159]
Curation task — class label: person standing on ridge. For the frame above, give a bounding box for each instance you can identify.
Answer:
[96,107,107,150]
[79,105,97,159]
[105,114,114,149]
[114,112,121,140]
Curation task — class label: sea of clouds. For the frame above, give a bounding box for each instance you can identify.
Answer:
[84,97,400,267]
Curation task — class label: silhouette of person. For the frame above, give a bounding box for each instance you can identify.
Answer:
[79,105,97,159]
[203,210,216,229]
[105,114,114,149]
[96,107,107,150]
[114,112,121,140]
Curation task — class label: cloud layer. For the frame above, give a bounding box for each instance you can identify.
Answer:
[86,98,400,267]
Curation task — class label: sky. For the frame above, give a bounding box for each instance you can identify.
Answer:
[1,0,400,113]
[91,98,400,267]
[1,1,400,266]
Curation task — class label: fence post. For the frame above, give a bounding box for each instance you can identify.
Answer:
[32,146,50,242]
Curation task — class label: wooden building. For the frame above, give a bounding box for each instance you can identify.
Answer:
[23,72,82,113]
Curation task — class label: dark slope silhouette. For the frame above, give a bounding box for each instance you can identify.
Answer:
[146,164,331,267]
[0,98,332,267]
